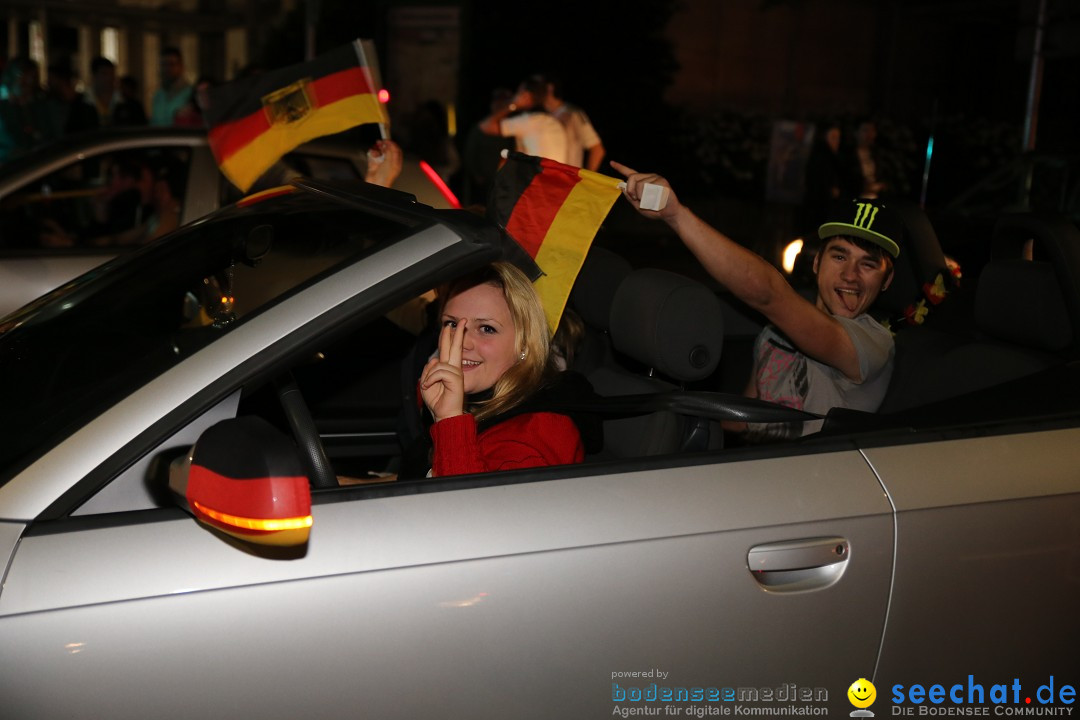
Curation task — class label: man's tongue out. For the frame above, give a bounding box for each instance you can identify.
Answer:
[836,287,860,313]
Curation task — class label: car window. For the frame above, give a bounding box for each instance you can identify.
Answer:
[0,147,193,252]
[70,292,430,515]
[0,200,415,485]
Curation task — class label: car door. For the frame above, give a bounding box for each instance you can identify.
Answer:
[866,425,1080,694]
[0,457,893,720]
[0,352,895,718]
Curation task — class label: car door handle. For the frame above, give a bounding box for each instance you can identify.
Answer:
[747,537,849,592]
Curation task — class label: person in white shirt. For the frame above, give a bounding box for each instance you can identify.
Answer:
[478,76,568,164]
[535,73,605,171]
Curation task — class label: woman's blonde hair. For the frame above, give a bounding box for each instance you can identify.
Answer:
[438,262,553,422]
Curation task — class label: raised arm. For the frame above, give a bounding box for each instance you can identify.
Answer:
[365,139,403,188]
[478,92,517,137]
[610,161,864,381]
[585,141,606,172]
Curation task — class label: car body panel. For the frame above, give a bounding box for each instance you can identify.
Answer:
[1,452,893,717]
[0,521,23,575]
[864,428,1080,509]
[0,451,892,613]
[865,429,1080,682]
[0,252,116,318]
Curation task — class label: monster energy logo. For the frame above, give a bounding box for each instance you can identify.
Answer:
[854,202,879,229]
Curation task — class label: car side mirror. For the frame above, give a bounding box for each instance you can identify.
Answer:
[169,416,312,547]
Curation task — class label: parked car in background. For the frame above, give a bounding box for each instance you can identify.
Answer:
[0,126,458,317]
[1,177,1077,719]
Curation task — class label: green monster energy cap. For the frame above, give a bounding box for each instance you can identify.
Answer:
[818,198,902,258]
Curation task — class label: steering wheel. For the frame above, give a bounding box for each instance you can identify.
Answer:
[276,373,338,489]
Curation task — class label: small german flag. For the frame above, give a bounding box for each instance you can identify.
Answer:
[205,41,388,192]
[489,152,623,334]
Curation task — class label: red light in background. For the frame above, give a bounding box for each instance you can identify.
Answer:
[378,88,390,103]
[419,160,461,209]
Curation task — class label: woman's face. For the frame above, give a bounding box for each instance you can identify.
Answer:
[441,282,519,395]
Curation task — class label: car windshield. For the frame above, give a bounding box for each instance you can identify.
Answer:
[0,192,415,483]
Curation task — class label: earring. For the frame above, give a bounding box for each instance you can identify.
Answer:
[519,351,527,360]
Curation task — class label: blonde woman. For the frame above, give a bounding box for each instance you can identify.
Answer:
[409,262,595,477]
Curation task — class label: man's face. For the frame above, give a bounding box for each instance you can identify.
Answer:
[161,54,183,85]
[857,121,877,146]
[825,127,841,152]
[93,66,116,96]
[511,87,536,110]
[813,237,893,319]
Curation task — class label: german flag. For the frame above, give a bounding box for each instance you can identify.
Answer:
[205,41,388,192]
[489,152,623,334]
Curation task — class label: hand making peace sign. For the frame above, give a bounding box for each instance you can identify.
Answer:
[420,318,466,423]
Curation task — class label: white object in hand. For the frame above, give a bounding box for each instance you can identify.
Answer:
[639,183,670,211]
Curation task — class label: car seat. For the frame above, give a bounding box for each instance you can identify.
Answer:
[874,199,971,413]
[564,246,634,376]
[875,197,959,327]
[586,268,725,459]
[881,212,1079,412]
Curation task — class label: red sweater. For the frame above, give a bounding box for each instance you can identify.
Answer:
[430,411,584,477]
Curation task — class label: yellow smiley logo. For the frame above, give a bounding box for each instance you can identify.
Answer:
[848,678,877,709]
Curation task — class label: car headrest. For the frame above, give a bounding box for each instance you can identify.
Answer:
[875,198,952,317]
[609,268,724,382]
[975,259,1073,351]
[569,246,633,330]
[992,212,1080,346]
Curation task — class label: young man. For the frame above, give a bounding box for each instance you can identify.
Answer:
[613,161,901,440]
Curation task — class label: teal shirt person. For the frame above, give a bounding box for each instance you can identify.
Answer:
[0,57,57,162]
[150,83,192,126]
[150,46,192,127]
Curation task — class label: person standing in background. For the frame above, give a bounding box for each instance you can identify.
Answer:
[113,76,148,126]
[803,121,852,233]
[45,61,99,136]
[478,75,568,164]
[848,118,886,198]
[85,57,120,126]
[462,87,515,206]
[150,46,192,126]
[535,73,605,171]
[0,57,57,161]
[174,76,216,128]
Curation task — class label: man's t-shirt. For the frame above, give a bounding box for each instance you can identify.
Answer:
[746,313,894,441]
[150,83,192,127]
[500,112,569,164]
[552,103,601,169]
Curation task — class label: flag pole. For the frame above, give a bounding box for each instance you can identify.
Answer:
[353,38,389,140]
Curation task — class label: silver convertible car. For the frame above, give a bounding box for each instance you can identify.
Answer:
[1,178,1078,719]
